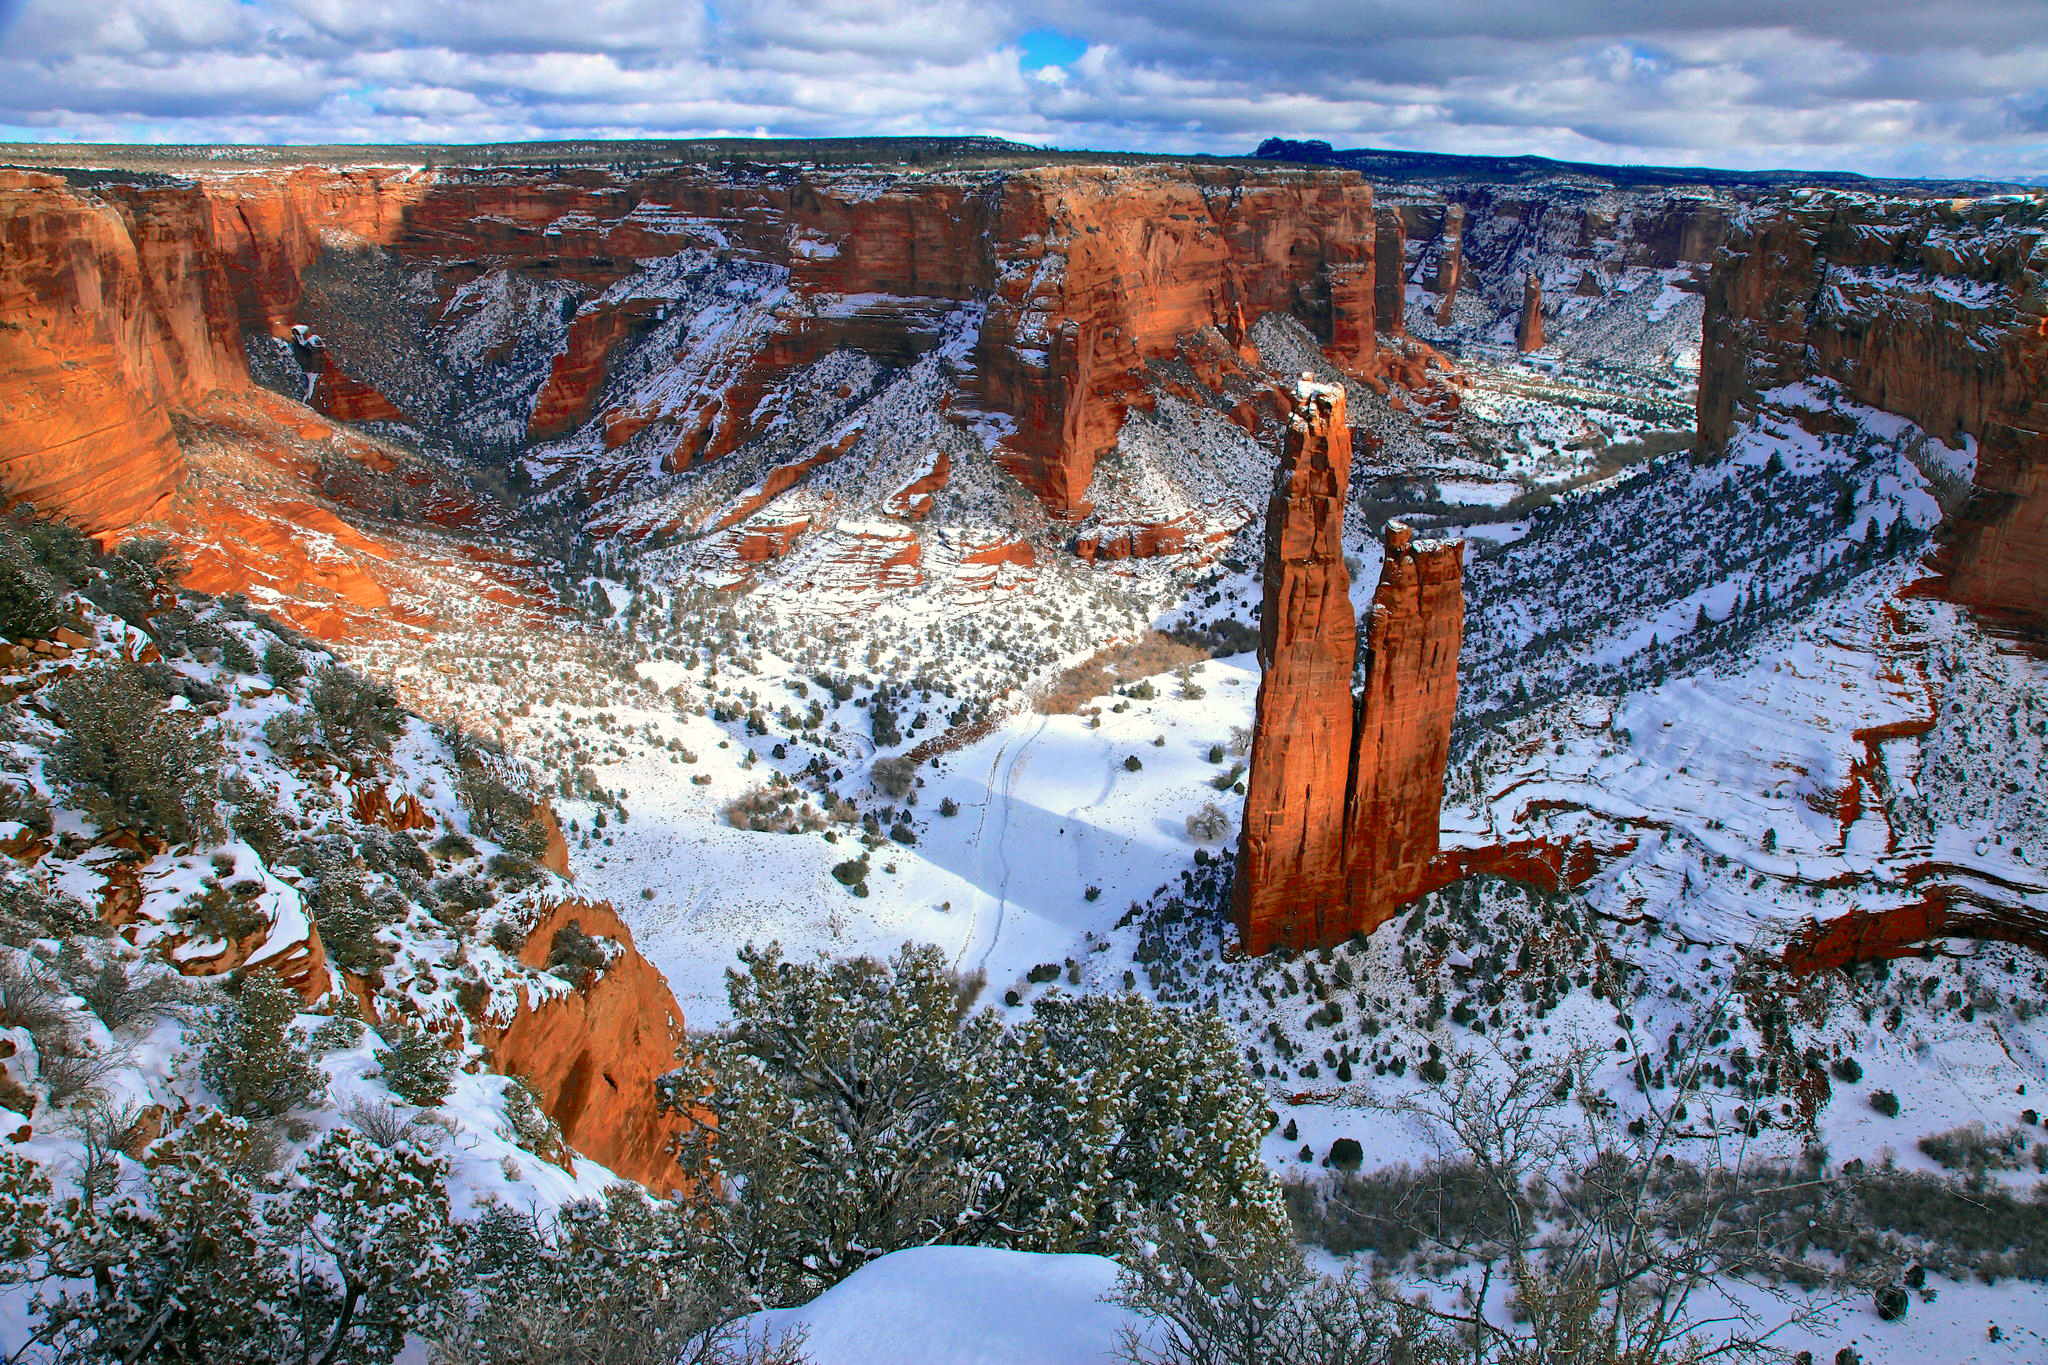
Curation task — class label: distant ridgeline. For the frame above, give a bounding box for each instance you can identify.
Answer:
[1252,137,2036,196]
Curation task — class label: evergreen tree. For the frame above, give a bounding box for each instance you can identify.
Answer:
[199,972,325,1119]
[672,943,1289,1303]
[42,1112,298,1362]
[47,663,223,845]
[284,1128,454,1364]
[375,1019,457,1108]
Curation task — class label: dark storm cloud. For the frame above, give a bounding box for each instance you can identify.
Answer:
[0,0,2041,178]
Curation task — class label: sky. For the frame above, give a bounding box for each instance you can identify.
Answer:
[3,0,2047,179]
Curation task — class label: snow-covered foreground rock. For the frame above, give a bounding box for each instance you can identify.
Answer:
[739,1247,1136,1365]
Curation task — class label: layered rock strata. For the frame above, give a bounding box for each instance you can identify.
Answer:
[0,172,242,534]
[1234,383,1465,954]
[0,163,1384,556]
[1700,193,2048,632]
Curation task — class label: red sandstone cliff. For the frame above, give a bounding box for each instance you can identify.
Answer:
[972,167,1376,519]
[1234,383,1360,954]
[0,173,243,534]
[1700,194,2048,632]
[1233,382,1467,954]
[484,898,694,1195]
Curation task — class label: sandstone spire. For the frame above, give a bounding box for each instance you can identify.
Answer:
[1344,521,1465,934]
[1233,384,1465,955]
[1233,381,1359,954]
[1433,203,1465,325]
[1374,209,1407,337]
[1517,273,1545,352]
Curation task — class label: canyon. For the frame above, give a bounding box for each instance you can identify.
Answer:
[2,139,2046,1224]
[1701,192,2048,634]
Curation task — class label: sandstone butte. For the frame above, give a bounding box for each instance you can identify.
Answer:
[1233,382,1465,955]
[1701,192,2048,635]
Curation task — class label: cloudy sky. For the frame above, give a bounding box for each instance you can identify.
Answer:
[3,0,2046,178]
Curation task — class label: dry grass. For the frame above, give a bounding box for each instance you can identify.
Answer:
[1035,632,1210,715]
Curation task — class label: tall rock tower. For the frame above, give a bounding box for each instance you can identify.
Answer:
[1517,273,1545,352]
[1233,382,1360,954]
[1374,209,1407,338]
[1234,381,1466,955]
[1343,522,1465,934]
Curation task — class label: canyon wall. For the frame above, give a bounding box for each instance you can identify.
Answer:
[1383,186,1733,364]
[1233,382,1466,954]
[0,172,244,534]
[1700,193,2048,632]
[0,162,1385,546]
[975,167,1376,519]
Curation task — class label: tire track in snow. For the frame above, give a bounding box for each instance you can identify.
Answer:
[958,713,1050,975]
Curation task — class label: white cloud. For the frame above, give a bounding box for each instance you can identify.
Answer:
[0,0,2040,177]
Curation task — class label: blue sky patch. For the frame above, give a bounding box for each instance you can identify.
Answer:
[1017,28,1088,72]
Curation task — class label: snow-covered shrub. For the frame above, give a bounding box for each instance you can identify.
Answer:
[670,942,1287,1304]
[195,972,325,1120]
[455,761,549,859]
[543,920,610,989]
[870,755,915,798]
[308,665,405,759]
[375,1018,457,1109]
[46,663,223,845]
[724,784,825,835]
[0,525,64,640]
[262,639,308,692]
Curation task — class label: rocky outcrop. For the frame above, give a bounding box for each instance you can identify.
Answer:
[1343,522,1465,934]
[1233,383,1361,953]
[484,898,694,1195]
[1517,274,1545,352]
[1700,193,2048,632]
[1233,382,1466,954]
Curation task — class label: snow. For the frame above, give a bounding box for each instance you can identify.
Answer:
[738,1247,1138,1365]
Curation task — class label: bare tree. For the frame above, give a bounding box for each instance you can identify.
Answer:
[1343,989,1885,1364]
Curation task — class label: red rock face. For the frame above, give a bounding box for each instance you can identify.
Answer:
[1700,194,2048,633]
[1232,387,1467,955]
[1517,274,1545,352]
[484,898,695,1195]
[199,167,429,332]
[0,173,243,534]
[1344,522,1464,934]
[1374,209,1407,337]
[2,161,1391,592]
[529,299,667,442]
[974,167,1378,520]
[1234,384,1359,954]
